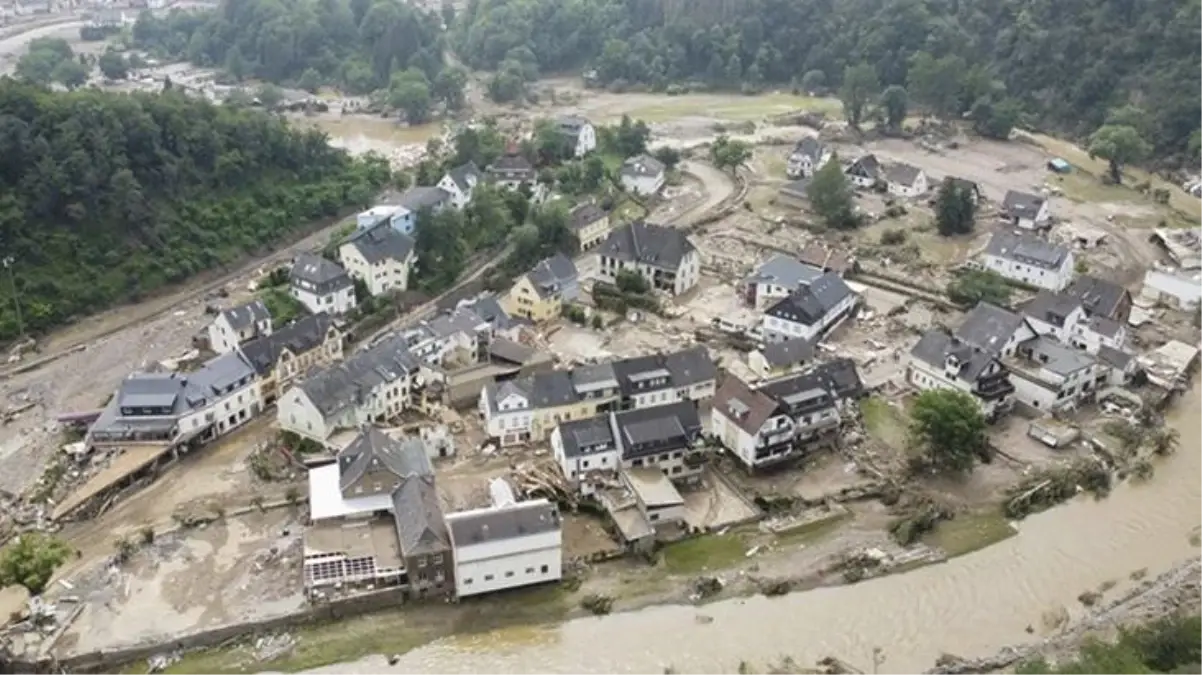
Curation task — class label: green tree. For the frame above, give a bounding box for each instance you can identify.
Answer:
[1017,615,1201,674]
[531,119,573,164]
[653,146,682,171]
[0,533,71,594]
[908,388,988,473]
[947,270,1012,307]
[51,59,89,89]
[879,85,908,132]
[1088,124,1151,184]
[224,44,246,81]
[389,68,433,124]
[256,83,285,109]
[907,52,966,118]
[433,66,467,111]
[616,268,650,294]
[98,50,129,80]
[839,63,879,128]
[297,67,323,93]
[971,97,1021,140]
[808,155,858,229]
[799,69,825,93]
[934,178,975,236]
[710,135,752,173]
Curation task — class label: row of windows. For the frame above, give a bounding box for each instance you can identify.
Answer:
[463,564,550,585]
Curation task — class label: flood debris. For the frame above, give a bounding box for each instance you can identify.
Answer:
[580,593,613,615]
[1002,459,1111,520]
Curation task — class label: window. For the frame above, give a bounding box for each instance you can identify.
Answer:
[525,567,535,574]
[484,574,494,581]
[418,557,427,568]
[505,571,515,578]
[464,578,473,585]
[540,565,549,574]
[649,512,660,521]
[433,554,443,565]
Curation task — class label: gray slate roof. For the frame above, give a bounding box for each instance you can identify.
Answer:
[239,312,335,376]
[448,500,560,546]
[391,475,449,556]
[955,302,1027,355]
[620,154,665,178]
[344,220,415,265]
[291,253,351,289]
[1022,291,1082,328]
[764,272,854,327]
[611,345,716,396]
[556,414,618,459]
[526,253,578,299]
[598,221,696,271]
[556,115,591,137]
[398,186,451,211]
[1065,276,1129,319]
[220,300,271,331]
[746,254,823,290]
[299,334,419,418]
[459,294,513,331]
[487,154,535,177]
[847,154,882,179]
[337,426,433,493]
[759,336,814,368]
[910,330,999,383]
[884,163,923,187]
[1098,345,1134,370]
[1002,190,1045,218]
[1028,336,1097,376]
[445,162,482,192]
[613,400,702,459]
[984,231,1069,270]
[568,203,607,232]
[791,137,824,162]
[1085,315,1124,338]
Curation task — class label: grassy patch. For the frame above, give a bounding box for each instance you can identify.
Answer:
[661,533,749,575]
[860,395,909,451]
[924,509,1016,558]
[617,92,841,123]
[612,196,648,224]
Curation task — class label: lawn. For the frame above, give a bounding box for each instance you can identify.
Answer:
[661,533,749,575]
[924,509,1017,558]
[618,92,842,123]
[859,395,910,452]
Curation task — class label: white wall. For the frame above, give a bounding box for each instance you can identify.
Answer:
[981,252,1074,291]
[674,250,700,295]
[574,125,597,157]
[712,410,796,469]
[621,173,665,196]
[761,292,857,343]
[598,255,698,296]
[178,378,263,440]
[453,530,562,597]
[1141,269,1202,310]
[207,315,237,354]
[645,501,686,526]
[436,174,471,209]
[887,173,928,198]
[277,387,330,441]
[906,359,1009,419]
[292,284,357,316]
[552,432,620,482]
[339,245,413,297]
[482,388,534,445]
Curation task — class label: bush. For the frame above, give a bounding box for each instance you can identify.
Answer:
[0,533,71,594]
[880,229,907,245]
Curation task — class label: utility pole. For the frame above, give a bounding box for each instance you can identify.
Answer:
[2,256,24,340]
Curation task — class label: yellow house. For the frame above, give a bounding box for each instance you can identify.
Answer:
[569,203,612,250]
[504,253,580,323]
[240,313,344,405]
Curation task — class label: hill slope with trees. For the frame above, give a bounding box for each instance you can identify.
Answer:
[0,80,389,342]
[451,0,1200,163]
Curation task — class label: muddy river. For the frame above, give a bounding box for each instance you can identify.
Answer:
[311,382,1200,674]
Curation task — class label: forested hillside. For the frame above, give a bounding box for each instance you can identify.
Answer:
[451,0,1201,161]
[0,80,389,342]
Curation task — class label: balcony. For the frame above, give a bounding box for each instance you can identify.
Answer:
[975,374,1015,401]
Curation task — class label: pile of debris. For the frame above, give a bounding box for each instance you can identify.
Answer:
[1002,457,1111,520]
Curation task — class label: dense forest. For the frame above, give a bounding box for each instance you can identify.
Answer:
[0,80,389,342]
[450,0,1200,162]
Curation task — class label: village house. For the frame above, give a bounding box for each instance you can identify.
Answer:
[290,253,357,315]
[1140,269,1201,311]
[504,253,579,322]
[883,163,928,198]
[237,313,342,406]
[1005,336,1110,413]
[568,202,611,250]
[436,162,483,209]
[304,427,453,599]
[486,153,537,191]
[748,336,814,381]
[760,272,858,344]
[396,187,453,229]
[447,483,562,597]
[597,220,700,296]
[550,400,706,491]
[277,334,425,442]
[954,302,1038,359]
[1064,276,1133,323]
[88,351,262,448]
[356,203,407,232]
[908,330,1017,420]
[338,220,417,297]
[1002,190,1050,230]
[555,115,597,157]
[1021,290,1128,354]
[786,137,830,179]
[980,231,1074,292]
[608,467,687,544]
[846,154,883,189]
[401,307,495,366]
[619,154,666,196]
[742,254,825,310]
[207,299,272,354]
[479,346,717,446]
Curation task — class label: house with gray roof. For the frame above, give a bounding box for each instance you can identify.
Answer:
[743,254,825,310]
[506,253,580,322]
[568,202,611,250]
[597,220,700,295]
[486,153,537,190]
[555,115,597,157]
[1064,275,1132,323]
[238,313,343,404]
[846,154,883,188]
[748,336,814,380]
[954,302,1038,358]
[436,161,483,209]
[447,496,562,597]
[339,221,417,297]
[290,252,357,315]
[907,329,1017,420]
[207,299,273,354]
[980,231,1075,291]
[401,307,494,366]
[884,162,928,198]
[1002,190,1050,230]
[619,154,665,196]
[786,137,830,179]
[1006,336,1109,413]
[761,272,858,344]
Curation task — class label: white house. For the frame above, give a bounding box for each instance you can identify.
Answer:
[786,137,830,179]
[884,163,928,198]
[619,155,666,196]
[1140,269,1202,311]
[556,115,597,157]
[1002,190,1051,230]
[207,300,272,354]
[338,221,417,297]
[954,302,1039,359]
[710,376,798,469]
[436,162,483,209]
[290,253,357,315]
[907,330,1016,421]
[980,231,1074,292]
[447,495,562,598]
[846,154,883,189]
[356,204,405,231]
[742,254,825,310]
[760,273,857,344]
[1021,291,1127,354]
[596,221,700,296]
[1007,337,1110,413]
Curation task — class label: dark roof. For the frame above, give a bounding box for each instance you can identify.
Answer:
[487,153,535,175]
[239,312,336,375]
[337,426,432,493]
[746,254,824,290]
[759,336,814,368]
[1085,315,1124,338]
[764,273,854,326]
[526,253,578,298]
[884,163,923,187]
[448,500,560,546]
[611,345,716,396]
[445,162,482,192]
[620,154,665,178]
[1021,291,1082,328]
[613,401,702,458]
[847,154,882,179]
[984,231,1069,270]
[955,303,1027,355]
[556,115,591,136]
[712,376,781,435]
[598,221,696,271]
[556,414,618,459]
[391,475,449,556]
[758,369,835,415]
[1064,276,1129,319]
[779,179,812,200]
[344,220,416,264]
[398,186,451,211]
[909,330,999,383]
[813,358,864,400]
[290,253,350,287]
[299,334,420,417]
[220,300,271,331]
[459,294,515,331]
[1097,345,1134,370]
[568,203,607,232]
[791,136,825,162]
[1002,190,1045,218]
[488,336,537,365]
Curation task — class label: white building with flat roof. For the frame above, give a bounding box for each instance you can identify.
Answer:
[446,497,562,597]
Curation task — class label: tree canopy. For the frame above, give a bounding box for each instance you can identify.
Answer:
[947,270,1012,307]
[0,80,389,342]
[808,155,859,230]
[934,178,976,236]
[0,533,70,595]
[908,388,989,473]
[1017,614,1201,674]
